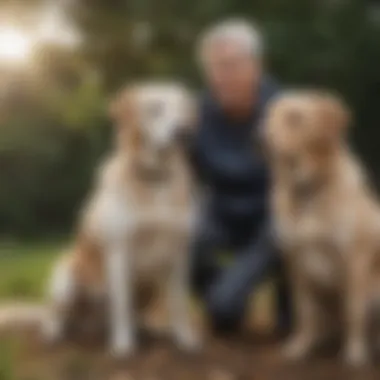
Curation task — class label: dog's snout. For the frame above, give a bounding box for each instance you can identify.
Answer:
[153,143,171,162]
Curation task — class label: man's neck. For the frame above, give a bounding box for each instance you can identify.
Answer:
[225,95,256,122]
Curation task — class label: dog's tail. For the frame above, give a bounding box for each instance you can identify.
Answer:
[0,302,47,334]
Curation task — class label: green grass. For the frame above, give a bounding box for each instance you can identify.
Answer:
[0,241,65,379]
[0,240,275,326]
[0,241,65,300]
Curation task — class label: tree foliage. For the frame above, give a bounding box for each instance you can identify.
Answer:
[0,0,379,236]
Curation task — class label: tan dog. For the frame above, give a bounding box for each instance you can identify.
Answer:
[263,90,380,366]
[42,83,200,357]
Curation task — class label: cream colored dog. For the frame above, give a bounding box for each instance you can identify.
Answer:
[42,83,200,357]
[263,90,380,366]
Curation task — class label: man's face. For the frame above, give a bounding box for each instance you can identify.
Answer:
[202,41,261,109]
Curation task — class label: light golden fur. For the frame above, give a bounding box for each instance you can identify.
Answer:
[264,91,380,366]
[43,83,200,356]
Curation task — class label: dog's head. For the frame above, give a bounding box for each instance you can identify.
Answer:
[262,90,350,188]
[109,83,196,178]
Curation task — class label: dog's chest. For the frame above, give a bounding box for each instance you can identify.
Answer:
[300,245,343,290]
[90,177,192,239]
[276,191,344,248]
[133,186,191,268]
[131,226,181,277]
[134,182,193,231]
[283,200,345,289]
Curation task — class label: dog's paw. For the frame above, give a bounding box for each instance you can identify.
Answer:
[342,342,370,367]
[41,319,64,345]
[175,327,202,352]
[282,334,314,361]
[109,333,136,358]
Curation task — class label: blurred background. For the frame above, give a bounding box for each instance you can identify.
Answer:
[0,0,379,378]
[0,0,379,240]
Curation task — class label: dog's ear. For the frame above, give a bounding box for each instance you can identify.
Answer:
[108,86,141,151]
[318,94,350,144]
[108,87,137,125]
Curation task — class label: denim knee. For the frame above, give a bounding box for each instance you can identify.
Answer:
[205,290,244,332]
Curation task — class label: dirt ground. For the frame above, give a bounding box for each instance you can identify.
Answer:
[3,327,380,380]
[1,295,380,380]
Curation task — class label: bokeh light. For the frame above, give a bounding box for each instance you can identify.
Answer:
[0,27,32,64]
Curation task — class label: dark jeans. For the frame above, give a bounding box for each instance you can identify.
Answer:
[189,207,292,333]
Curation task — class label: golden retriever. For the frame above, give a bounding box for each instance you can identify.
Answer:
[42,82,200,357]
[262,90,380,366]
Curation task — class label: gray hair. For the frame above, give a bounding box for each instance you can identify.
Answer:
[197,19,263,62]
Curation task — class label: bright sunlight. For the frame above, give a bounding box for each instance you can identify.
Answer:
[0,27,33,64]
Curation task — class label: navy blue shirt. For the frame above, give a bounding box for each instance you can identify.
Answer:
[192,77,279,239]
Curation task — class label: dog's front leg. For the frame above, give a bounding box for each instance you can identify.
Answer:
[343,255,370,366]
[106,240,135,357]
[283,257,321,360]
[168,242,201,352]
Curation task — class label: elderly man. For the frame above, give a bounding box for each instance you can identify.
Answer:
[189,20,291,334]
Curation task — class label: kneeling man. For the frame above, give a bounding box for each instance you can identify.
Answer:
[190,20,291,334]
